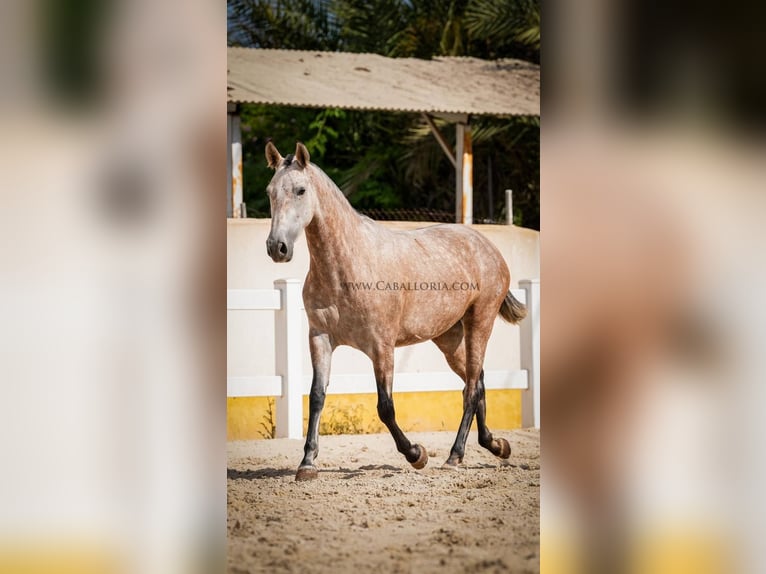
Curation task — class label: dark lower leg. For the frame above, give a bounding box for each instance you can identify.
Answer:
[445,384,480,466]
[299,374,326,468]
[296,332,332,480]
[475,371,511,458]
[377,389,423,464]
[444,314,499,466]
[476,371,494,448]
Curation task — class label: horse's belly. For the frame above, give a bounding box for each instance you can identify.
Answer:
[395,331,440,347]
[394,321,459,347]
[305,287,474,349]
[395,293,471,346]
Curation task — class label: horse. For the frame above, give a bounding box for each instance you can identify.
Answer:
[264,141,527,481]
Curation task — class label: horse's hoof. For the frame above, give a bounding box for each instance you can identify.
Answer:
[495,437,512,459]
[441,461,463,471]
[295,466,318,481]
[410,444,428,470]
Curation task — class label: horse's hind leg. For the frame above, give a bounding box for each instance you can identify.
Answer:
[474,370,512,459]
[373,347,428,470]
[433,322,511,464]
[442,309,510,468]
[432,321,467,381]
[295,330,332,481]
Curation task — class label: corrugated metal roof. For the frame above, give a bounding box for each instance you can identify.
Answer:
[227,48,539,116]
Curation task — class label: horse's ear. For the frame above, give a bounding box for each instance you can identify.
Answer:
[265,141,282,170]
[295,142,310,168]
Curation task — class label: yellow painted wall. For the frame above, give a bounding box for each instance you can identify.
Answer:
[227,390,521,440]
[0,546,117,574]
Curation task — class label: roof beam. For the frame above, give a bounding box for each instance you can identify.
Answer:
[431,112,469,123]
[422,113,456,169]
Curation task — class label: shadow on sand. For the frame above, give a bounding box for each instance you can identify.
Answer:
[228,464,411,481]
[227,468,294,480]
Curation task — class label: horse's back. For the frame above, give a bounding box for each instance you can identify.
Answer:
[400,224,510,278]
[390,223,511,312]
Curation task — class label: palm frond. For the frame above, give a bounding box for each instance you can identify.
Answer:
[465,0,540,50]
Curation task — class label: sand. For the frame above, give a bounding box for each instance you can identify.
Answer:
[227,429,539,573]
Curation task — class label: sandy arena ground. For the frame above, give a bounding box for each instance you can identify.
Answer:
[228,429,539,573]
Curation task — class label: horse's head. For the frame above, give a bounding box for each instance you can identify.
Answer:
[264,141,315,262]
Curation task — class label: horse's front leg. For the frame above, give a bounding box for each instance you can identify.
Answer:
[373,348,429,470]
[295,330,332,481]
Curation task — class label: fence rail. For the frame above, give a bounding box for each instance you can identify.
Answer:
[227,278,540,438]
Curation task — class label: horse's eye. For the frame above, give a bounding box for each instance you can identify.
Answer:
[296,187,306,196]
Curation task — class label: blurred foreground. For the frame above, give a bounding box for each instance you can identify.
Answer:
[0,2,224,573]
[543,0,766,572]
[1,1,765,573]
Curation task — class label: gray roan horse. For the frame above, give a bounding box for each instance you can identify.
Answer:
[265,141,527,481]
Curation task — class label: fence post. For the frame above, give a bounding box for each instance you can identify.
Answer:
[519,278,540,428]
[274,279,303,439]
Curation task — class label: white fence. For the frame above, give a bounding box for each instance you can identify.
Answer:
[227,278,540,438]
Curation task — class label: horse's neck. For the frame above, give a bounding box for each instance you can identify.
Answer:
[304,168,370,280]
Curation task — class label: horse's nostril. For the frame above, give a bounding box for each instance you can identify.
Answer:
[278,242,288,255]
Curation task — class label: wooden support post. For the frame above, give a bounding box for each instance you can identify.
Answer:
[231,114,243,218]
[226,112,233,217]
[520,278,540,428]
[274,279,304,439]
[455,122,473,224]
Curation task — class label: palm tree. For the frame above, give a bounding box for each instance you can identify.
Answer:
[227,0,541,228]
[228,0,340,50]
[465,0,540,61]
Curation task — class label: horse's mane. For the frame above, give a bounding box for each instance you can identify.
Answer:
[309,163,364,219]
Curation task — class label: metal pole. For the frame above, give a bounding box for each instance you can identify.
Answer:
[506,189,513,225]
[488,154,494,222]
[455,124,464,223]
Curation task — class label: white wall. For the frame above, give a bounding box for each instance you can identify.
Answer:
[227,219,539,382]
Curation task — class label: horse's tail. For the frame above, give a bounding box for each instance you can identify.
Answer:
[498,291,527,324]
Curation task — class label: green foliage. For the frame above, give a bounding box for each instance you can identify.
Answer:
[306,108,345,156]
[239,104,414,217]
[229,0,540,229]
[238,104,323,217]
[257,397,276,439]
[228,0,340,49]
[465,0,540,58]
[331,0,409,54]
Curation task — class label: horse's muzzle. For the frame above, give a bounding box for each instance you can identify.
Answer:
[266,236,293,262]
